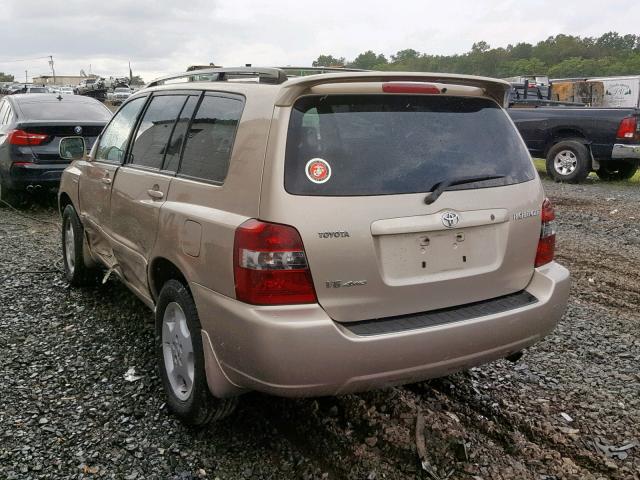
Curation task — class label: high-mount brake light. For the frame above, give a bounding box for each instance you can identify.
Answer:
[535,198,556,267]
[382,82,441,94]
[7,129,48,146]
[616,117,638,140]
[234,219,317,305]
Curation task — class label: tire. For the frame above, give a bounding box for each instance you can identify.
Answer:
[156,279,237,426]
[61,204,101,286]
[546,140,591,183]
[596,161,638,181]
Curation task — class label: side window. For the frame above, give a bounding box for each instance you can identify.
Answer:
[179,95,243,183]
[129,95,187,170]
[96,97,146,164]
[162,96,199,172]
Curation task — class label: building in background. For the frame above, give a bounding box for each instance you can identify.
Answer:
[32,74,98,86]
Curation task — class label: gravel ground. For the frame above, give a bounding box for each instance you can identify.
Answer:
[1,178,639,480]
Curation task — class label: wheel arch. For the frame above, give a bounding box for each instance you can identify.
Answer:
[58,192,74,216]
[544,129,590,157]
[148,256,189,301]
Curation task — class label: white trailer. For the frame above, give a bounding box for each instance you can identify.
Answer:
[588,76,640,108]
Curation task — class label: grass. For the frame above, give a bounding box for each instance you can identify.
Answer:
[532,158,640,185]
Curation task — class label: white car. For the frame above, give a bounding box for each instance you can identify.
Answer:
[60,87,75,95]
[112,87,131,105]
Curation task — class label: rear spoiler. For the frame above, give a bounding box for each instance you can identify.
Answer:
[275,72,511,107]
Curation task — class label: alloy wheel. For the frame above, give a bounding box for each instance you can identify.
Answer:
[162,302,195,401]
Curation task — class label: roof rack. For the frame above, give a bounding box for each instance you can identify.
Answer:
[145,66,369,88]
[278,66,368,75]
[145,67,290,88]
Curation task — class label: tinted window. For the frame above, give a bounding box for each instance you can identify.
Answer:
[163,96,198,172]
[96,97,146,164]
[18,100,111,121]
[179,95,243,183]
[285,95,535,196]
[130,95,186,169]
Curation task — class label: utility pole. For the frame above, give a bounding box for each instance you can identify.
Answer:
[25,70,27,84]
[49,55,56,84]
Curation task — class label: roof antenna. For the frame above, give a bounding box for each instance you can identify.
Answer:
[245,63,252,67]
[56,94,63,101]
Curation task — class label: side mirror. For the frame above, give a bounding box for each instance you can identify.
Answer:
[59,136,86,161]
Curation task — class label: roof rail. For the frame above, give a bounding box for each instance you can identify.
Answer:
[145,67,289,88]
[278,66,368,75]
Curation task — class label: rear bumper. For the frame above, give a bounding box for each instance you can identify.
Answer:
[192,262,570,398]
[611,143,640,160]
[5,163,68,190]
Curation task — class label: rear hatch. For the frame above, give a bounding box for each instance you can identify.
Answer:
[14,97,111,163]
[18,122,106,163]
[268,90,543,322]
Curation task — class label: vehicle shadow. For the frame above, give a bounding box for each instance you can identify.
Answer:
[0,189,59,212]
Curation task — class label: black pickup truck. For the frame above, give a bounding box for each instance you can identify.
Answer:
[508,107,640,182]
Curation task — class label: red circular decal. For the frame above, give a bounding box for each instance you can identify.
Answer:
[305,158,332,184]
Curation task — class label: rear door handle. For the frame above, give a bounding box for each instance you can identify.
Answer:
[147,188,164,199]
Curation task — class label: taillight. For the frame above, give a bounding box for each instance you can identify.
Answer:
[382,82,441,94]
[616,117,637,140]
[233,219,317,305]
[7,129,48,146]
[535,198,556,267]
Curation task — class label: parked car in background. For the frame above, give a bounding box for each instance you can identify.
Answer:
[0,82,16,94]
[111,87,131,105]
[60,87,75,95]
[6,84,25,95]
[0,93,111,201]
[58,67,570,426]
[25,86,47,94]
[509,106,640,182]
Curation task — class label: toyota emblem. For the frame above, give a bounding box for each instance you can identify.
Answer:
[74,126,82,135]
[441,211,460,228]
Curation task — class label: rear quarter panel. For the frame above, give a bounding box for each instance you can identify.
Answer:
[150,92,276,299]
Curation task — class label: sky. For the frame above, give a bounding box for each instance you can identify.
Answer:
[1,0,639,83]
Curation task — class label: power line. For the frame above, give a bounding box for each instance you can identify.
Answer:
[0,56,50,64]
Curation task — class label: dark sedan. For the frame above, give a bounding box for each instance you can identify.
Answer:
[0,94,112,201]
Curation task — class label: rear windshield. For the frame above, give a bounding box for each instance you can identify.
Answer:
[18,100,111,121]
[284,95,535,196]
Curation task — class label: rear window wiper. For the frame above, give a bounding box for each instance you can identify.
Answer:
[424,174,506,205]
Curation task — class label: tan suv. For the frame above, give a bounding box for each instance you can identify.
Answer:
[58,67,570,425]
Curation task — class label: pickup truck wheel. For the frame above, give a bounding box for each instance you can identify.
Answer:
[156,279,238,426]
[596,161,638,181]
[61,205,101,286]
[546,140,591,183]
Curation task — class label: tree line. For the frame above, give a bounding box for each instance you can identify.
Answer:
[313,32,640,78]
